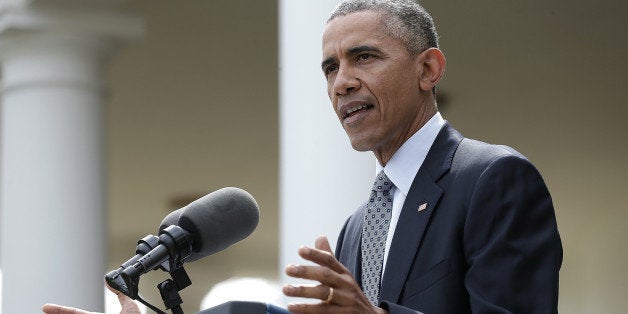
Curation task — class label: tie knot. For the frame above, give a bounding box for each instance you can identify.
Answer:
[372,171,393,194]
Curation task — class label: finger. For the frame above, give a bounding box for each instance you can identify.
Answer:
[298,246,349,275]
[314,236,332,254]
[119,294,141,313]
[283,284,330,301]
[105,281,120,296]
[285,264,334,283]
[42,304,91,314]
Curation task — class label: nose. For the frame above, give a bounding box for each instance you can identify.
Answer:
[332,65,360,96]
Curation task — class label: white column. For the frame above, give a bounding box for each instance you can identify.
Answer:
[0,1,142,313]
[279,0,374,283]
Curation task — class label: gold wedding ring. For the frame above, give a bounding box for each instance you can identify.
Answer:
[323,286,334,304]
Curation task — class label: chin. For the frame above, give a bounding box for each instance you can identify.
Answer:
[348,138,374,152]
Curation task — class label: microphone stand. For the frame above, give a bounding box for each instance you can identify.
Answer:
[158,264,192,314]
[156,226,192,313]
[111,226,193,314]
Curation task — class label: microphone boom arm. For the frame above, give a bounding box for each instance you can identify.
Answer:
[120,225,192,300]
[105,235,160,297]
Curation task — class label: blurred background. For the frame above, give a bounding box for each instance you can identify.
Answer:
[0,0,626,313]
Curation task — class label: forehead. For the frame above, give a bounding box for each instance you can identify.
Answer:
[322,11,389,55]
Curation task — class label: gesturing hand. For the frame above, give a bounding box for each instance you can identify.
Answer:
[282,236,388,314]
[42,284,141,314]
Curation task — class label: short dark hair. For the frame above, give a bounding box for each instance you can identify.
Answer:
[328,0,439,55]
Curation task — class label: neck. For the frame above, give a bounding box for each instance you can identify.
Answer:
[374,105,437,166]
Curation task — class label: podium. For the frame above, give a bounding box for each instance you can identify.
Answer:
[197,301,292,314]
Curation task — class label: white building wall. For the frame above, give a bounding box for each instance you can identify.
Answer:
[0,1,142,313]
[278,0,374,284]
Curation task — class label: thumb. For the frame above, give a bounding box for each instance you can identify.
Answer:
[118,294,142,314]
[105,282,141,314]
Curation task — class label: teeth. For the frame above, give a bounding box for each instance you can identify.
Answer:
[345,104,368,115]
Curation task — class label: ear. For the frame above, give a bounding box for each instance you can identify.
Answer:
[417,48,446,92]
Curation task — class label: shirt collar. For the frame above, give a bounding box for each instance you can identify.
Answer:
[376,112,445,197]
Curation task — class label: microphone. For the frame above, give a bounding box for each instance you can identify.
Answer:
[104,235,161,295]
[159,208,181,233]
[160,187,259,262]
[106,187,260,297]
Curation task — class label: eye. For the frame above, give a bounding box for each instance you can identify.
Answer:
[323,64,338,76]
[357,53,372,61]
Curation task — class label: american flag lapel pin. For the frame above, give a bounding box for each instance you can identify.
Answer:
[418,203,428,212]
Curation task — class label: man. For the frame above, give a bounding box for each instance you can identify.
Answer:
[43,1,561,313]
[281,0,561,313]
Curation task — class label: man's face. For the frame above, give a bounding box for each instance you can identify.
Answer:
[322,11,427,160]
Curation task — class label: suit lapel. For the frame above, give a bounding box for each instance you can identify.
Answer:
[379,170,442,303]
[379,123,463,303]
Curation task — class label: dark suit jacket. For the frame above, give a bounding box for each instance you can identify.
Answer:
[335,123,562,313]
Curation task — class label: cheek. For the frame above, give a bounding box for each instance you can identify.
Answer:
[328,93,339,116]
[326,80,335,98]
[377,88,415,122]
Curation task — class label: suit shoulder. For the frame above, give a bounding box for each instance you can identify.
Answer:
[447,138,545,190]
[457,138,526,161]
[453,138,532,170]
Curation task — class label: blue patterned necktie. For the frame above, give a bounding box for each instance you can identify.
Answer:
[361,170,394,305]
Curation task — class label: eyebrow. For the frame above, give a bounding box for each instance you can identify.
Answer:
[348,45,382,56]
[321,45,383,71]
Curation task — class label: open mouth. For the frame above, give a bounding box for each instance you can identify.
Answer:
[342,103,374,119]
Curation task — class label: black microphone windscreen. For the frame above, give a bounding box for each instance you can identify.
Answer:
[158,208,182,233]
[177,187,259,262]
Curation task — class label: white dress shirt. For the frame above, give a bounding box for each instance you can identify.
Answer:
[375,112,445,273]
